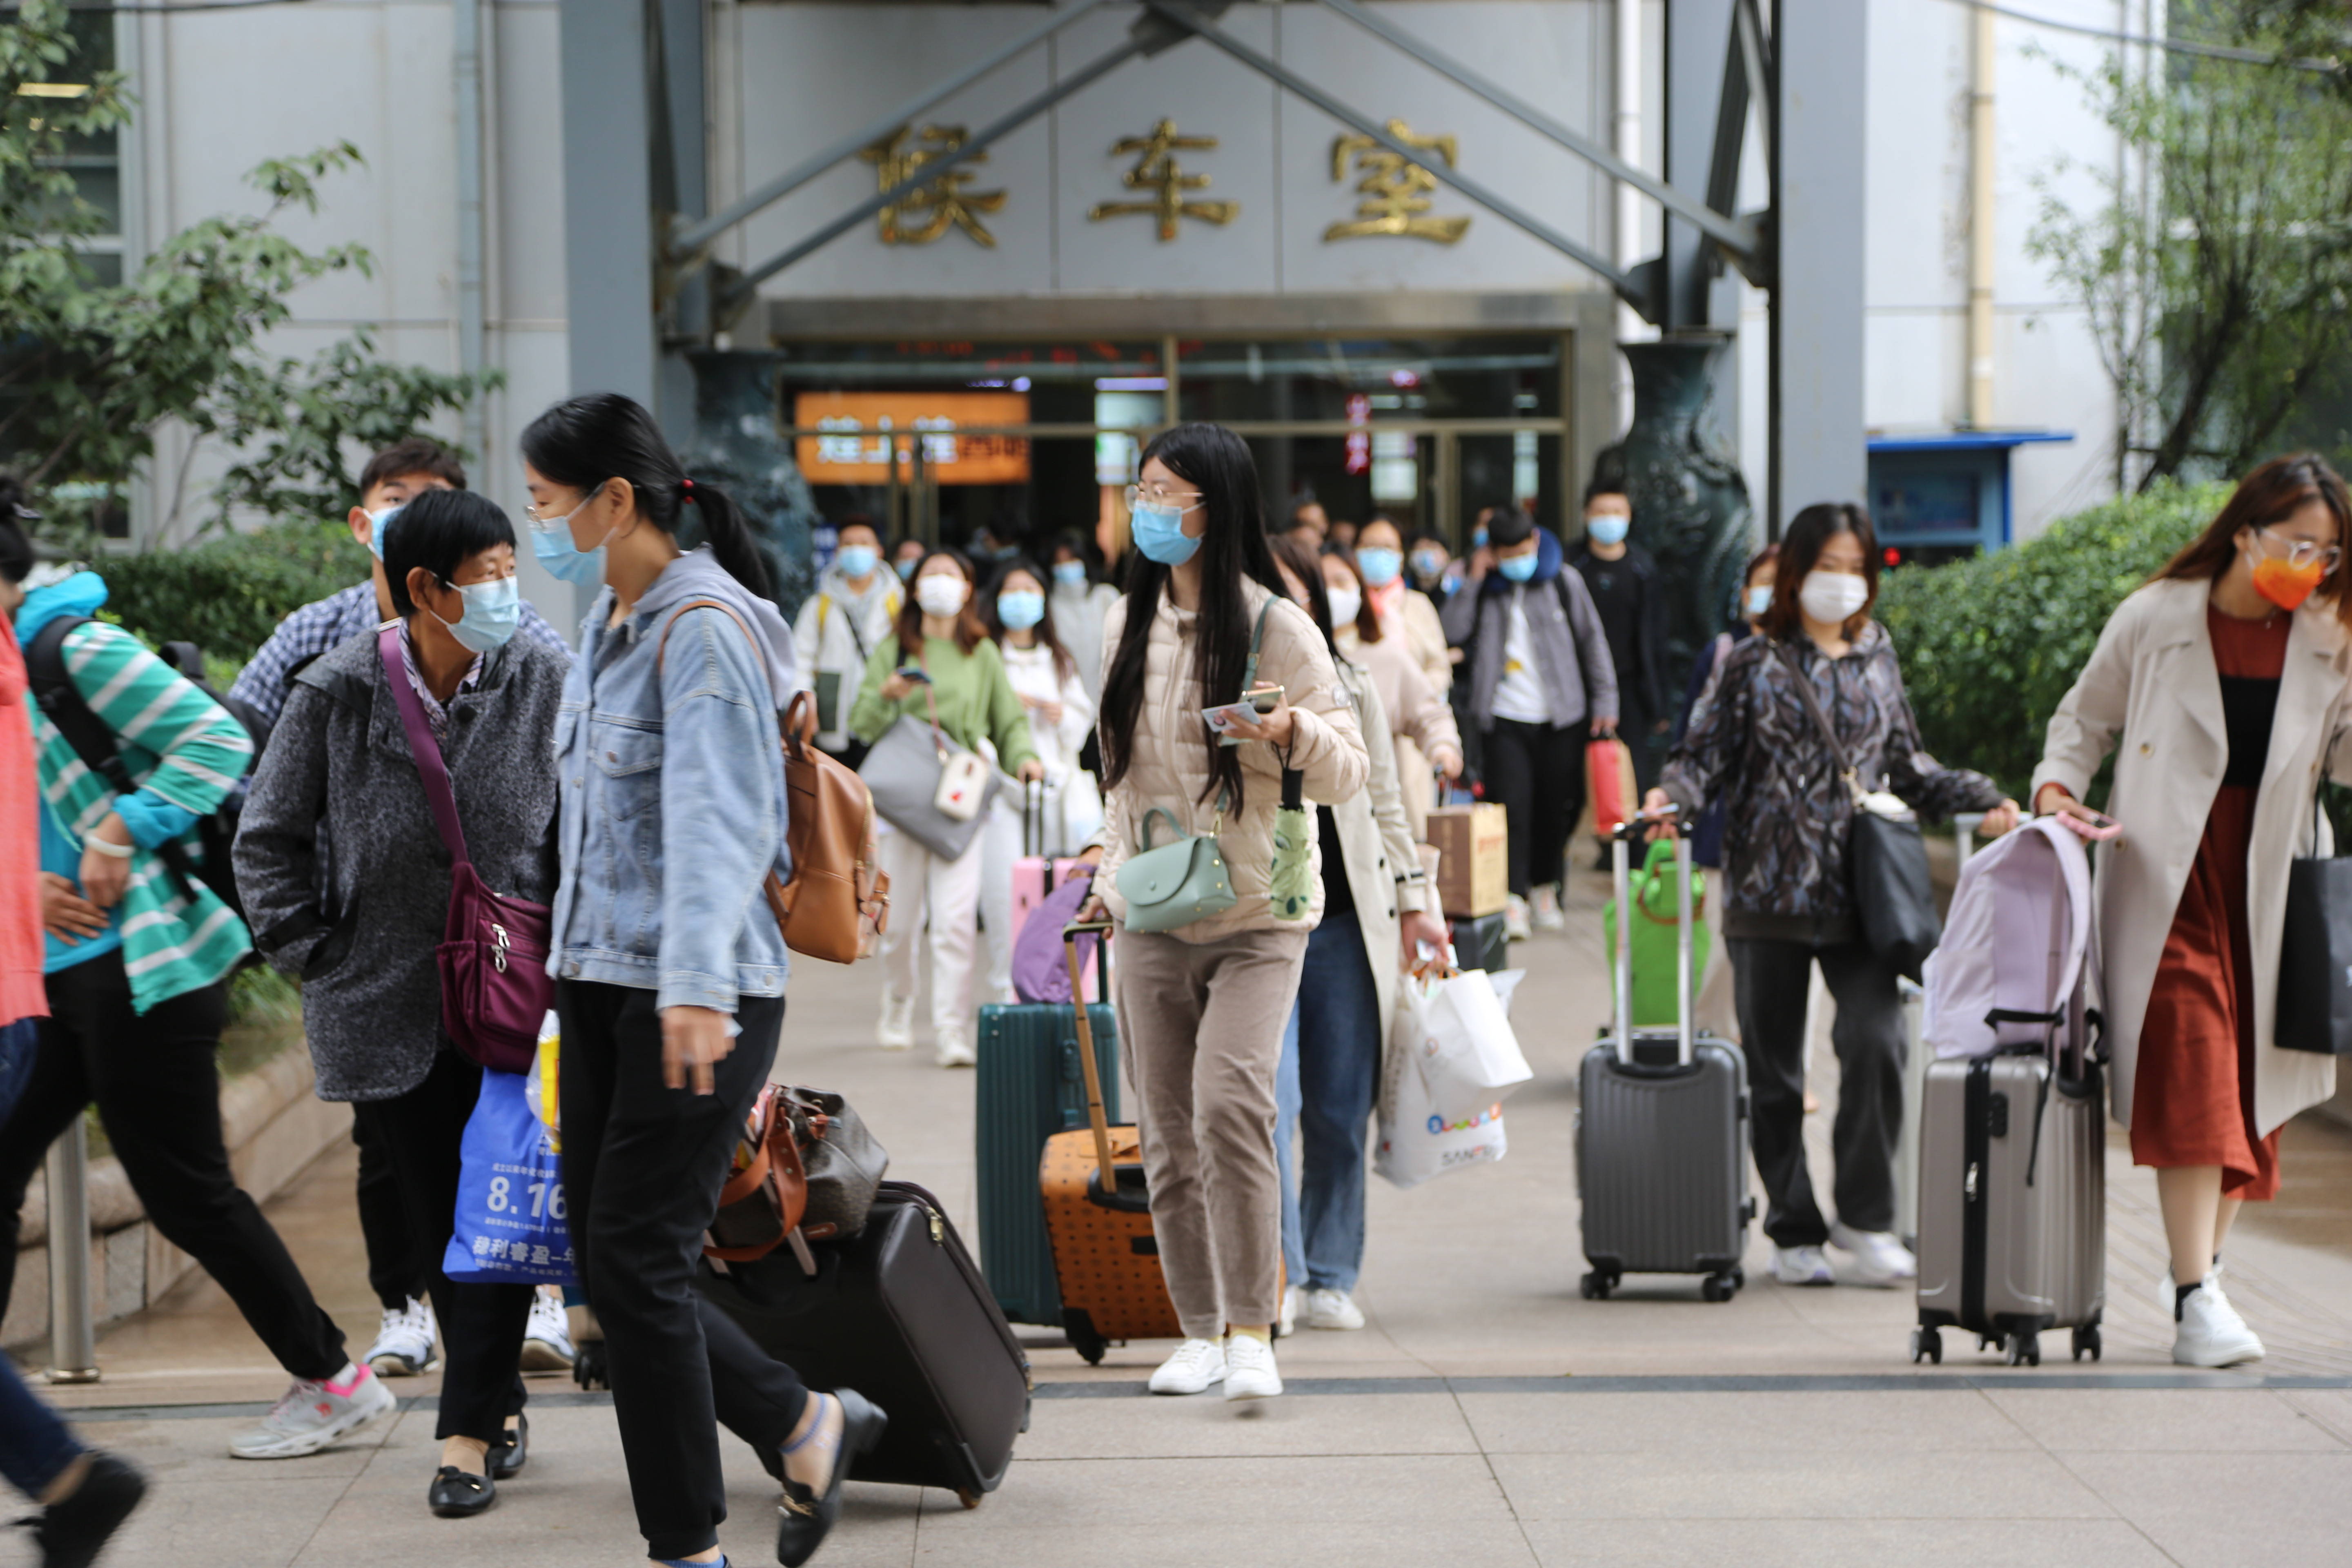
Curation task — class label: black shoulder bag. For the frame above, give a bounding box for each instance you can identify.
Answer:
[1774,642,1940,978]
[2276,763,2352,1055]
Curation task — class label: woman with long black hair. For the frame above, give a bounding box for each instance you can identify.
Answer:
[1085,423,1369,1402]
[522,393,880,1568]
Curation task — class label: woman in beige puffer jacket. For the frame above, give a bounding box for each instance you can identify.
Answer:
[1091,423,1369,1402]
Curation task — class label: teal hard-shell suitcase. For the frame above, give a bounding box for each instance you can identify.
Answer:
[975,996,1121,1327]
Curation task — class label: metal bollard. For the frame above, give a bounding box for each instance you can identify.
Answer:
[45,1122,99,1384]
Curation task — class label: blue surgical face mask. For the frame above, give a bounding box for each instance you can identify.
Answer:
[531,508,611,586]
[430,574,521,654]
[366,503,406,560]
[1497,551,1538,583]
[1744,584,1775,618]
[1131,503,1203,567]
[835,544,878,580]
[1053,560,1088,588]
[997,590,1046,630]
[1472,526,1489,550]
[1356,547,1403,587]
[1586,513,1630,547]
[894,556,920,581]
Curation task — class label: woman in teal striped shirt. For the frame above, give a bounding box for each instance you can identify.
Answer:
[1,566,394,1463]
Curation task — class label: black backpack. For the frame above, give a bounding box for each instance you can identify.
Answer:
[24,617,269,920]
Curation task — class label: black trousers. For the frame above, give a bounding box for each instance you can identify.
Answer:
[1728,937,1905,1246]
[557,981,808,1559]
[352,1049,533,1443]
[1483,717,1586,898]
[352,1110,423,1311]
[0,951,345,1382]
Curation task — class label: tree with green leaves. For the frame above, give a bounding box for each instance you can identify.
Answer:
[0,0,494,541]
[2027,7,2352,490]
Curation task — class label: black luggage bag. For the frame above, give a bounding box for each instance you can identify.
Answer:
[695,1180,1030,1506]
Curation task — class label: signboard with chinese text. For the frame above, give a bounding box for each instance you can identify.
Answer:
[793,392,1032,485]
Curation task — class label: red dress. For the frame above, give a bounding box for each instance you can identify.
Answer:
[2132,606,2287,1200]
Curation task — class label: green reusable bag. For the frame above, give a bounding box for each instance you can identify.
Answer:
[1602,836,1711,1028]
[1115,805,1237,934]
[1267,766,1314,921]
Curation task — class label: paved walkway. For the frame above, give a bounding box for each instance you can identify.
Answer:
[11,860,2352,1566]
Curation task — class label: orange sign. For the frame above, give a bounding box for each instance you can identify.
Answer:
[794,392,1031,485]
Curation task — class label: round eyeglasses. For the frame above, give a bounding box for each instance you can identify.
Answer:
[2255,524,2343,573]
[1124,483,1203,513]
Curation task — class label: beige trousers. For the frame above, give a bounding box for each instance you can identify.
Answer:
[1114,925,1310,1341]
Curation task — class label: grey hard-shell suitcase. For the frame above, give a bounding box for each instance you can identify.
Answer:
[1912,1048,2105,1366]
[1576,817,1754,1301]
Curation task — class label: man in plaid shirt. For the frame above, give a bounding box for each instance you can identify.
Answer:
[229,439,567,731]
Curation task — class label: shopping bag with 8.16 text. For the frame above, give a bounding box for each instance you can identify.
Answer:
[444,1068,579,1286]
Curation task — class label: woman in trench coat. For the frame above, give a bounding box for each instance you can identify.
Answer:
[2033,454,2351,1368]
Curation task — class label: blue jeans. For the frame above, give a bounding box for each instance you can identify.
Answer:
[0,1355,81,1500]
[1275,911,1383,1294]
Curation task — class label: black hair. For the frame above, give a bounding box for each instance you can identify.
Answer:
[835,512,881,545]
[982,556,1076,684]
[0,474,35,584]
[1487,507,1535,548]
[359,437,467,500]
[1098,422,1289,811]
[383,489,515,618]
[1762,502,1878,641]
[1268,533,1341,657]
[1050,528,1095,577]
[519,392,773,600]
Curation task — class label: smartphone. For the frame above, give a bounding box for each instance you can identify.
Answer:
[1242,684,1283,714]
[2058,808,2120,841]
[895,664,932,685]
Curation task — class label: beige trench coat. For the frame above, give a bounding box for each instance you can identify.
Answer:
[2031,577,2348,1136]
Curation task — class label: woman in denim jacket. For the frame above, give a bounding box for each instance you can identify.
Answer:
[523,394,880,1568]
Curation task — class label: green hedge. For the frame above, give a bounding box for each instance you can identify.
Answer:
[1876,480,2228,801]
[96,521,368,664]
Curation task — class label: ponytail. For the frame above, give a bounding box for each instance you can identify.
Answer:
[520,392,774,601]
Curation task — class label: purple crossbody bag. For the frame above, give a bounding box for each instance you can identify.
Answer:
[379,628,551,1073]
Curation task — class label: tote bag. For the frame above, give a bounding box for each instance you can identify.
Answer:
[444,1069,578,1287]
[860,708,999,861]
[2278,786,2352,1054]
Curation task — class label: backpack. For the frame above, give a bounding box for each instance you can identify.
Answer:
[1920,817,2096,1063]
[24,618,266,920]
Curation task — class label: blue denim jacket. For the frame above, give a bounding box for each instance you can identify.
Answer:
[549,549,797,1011]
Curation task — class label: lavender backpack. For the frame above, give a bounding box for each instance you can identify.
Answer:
[1011,869,1101,1004]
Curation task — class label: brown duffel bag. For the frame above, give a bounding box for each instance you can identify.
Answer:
[706,1085,889,1268]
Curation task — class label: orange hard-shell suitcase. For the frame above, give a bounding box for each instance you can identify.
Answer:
[1039,922,1183,1363]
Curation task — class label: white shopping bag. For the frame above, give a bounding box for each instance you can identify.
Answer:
[1373,1047,1508,1189]
[1401,967,1533,1122]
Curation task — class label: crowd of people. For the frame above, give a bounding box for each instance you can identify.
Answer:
[0,411,2343,1565]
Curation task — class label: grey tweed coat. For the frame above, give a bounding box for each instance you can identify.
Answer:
[233,627,566,1101]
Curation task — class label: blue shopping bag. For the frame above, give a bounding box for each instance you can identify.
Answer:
[0,1018,37,1125]
[443,1068,579,1287]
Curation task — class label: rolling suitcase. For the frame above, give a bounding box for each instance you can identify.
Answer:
[1039,921,1183,1363]
[1007,779,1097,991]
[975,954,1122,1328]
[1448,911,1509,976]
[694,1180,1030,1506]
[1576,815,1753,1301]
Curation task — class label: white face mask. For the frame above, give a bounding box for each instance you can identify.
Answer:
[1797,570,1869,627]
[1325,586,1363,628]
[915,573,969,619]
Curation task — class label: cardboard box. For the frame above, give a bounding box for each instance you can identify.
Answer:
[1424,803,1508,918]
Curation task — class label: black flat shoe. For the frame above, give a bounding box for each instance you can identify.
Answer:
[488,1413,528,1479]
[30,1452,147,1568]
[775,1389,886,1568]
[428,1467,495,1518]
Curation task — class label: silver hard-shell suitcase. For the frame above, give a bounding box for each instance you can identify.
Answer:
[1576,815,1753,1301]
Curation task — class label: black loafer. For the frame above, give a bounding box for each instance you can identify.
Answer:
[33,1451,148,1568]
[488,1414,528,1479]
[428,1466,496,1518]
[775,1389,886,1568]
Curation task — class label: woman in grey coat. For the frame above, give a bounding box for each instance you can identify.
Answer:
[234,490,566,1520]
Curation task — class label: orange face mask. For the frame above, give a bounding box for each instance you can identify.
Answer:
[2251,552,2326,611]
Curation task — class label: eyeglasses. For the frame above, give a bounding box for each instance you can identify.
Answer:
[2255,525,2343,572]
[525,484,607,532]
[1124,483,1202,513]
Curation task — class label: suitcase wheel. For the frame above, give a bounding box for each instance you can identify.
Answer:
[1909,1326,1942,1365]
[1579,1271,1615,1301]
[2004,1332,2041,1368]
[2071,1325,2101,1363]
[956,1489,984,1511]
[1700,1272,1737,1303]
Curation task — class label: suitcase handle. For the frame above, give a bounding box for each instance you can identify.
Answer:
[1063,922,1119,1195]
[1024,775,1047,858]
[1610,808,1693,1067]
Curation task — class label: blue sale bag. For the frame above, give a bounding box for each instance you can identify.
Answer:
[443,1068,578,1287]
[0,1018,37,1125]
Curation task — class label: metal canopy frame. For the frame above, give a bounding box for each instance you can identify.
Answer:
[679,0,1774,329]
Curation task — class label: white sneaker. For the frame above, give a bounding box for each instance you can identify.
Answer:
[363,1296,438,1377]
[1828,1223,1917,1287]
[1530,884,1566,932]
[1503,894,1532,942]
[229,1363,396,1459]
[876,992,914,1049]
[1147,1337,1227,1395]
[935,1031,977,1069]
[1222,1334,1283,1400]
[519,1287,575,1372]
[1304,1288,1365,1331]
[2173,1276,2265,1368]
[1278,1284,1303,1338]
[1768,1244,1835,1286]
[2158,1259,2227,1314]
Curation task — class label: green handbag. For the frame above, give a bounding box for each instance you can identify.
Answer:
[1115,805,1237,934]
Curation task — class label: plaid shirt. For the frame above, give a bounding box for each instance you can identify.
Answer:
[229,581,567,731]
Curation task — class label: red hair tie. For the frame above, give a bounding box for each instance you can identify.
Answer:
[680,477,697,504]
